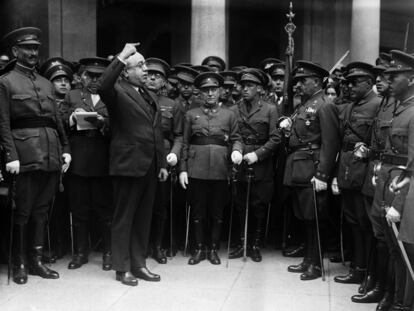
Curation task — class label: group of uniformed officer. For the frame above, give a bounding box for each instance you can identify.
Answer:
[0,26,413,309]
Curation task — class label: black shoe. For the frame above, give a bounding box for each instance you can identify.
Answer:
[116,271,138,286]
[358,274,375,294]
[228,245,244,259]
[188,248,206,265]
[132,267,160,282]
[376,291,393,310]
[29,263,59,279]
[334,268,365,284]
[102,252,112,271]
[13,264,28,285]
[329,252,351,263]
[300,264,322,280]
[68,254,88,269]
[208,249,221,265]
[152,246,167,264]
[249,245,262,262]
[352,284,383,303]
[42,253,57,264]
[283,244,305,258]
[288,258,311,273]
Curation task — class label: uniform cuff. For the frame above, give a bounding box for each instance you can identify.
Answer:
[315,170,329,182]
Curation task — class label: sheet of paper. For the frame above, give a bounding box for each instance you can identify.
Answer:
[75,111,98,130]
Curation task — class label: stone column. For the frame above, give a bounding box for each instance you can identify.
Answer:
[350,0,380,63]
[190,0,227,66]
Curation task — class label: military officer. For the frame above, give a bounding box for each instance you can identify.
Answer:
[265,62,286,116]
[333,62,381,285]
[201,56,226,73]
[39,57,74,261]
[145,57,183,264]
[219,70,238,108]
[350,55,396,305]
[228,68,281,262]
[60,57,113,271]
[283,61,340,280]
[374,50,414,311]
[0,27,71,284]
[230,66,247,103]
[174,65,202,114]
[179,72,243,265]
[40,57,73,107]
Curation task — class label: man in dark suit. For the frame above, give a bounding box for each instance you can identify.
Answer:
[60,57,113,271]
[97,43,168,286]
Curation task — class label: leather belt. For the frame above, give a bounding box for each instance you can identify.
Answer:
[74,129,101,137]
[291,143,320,152]
[11,117,57,130]
[190,136,227,146]
[242,137,267,145]
[380,153,407,166]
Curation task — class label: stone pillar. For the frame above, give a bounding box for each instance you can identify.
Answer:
[190,0,227,67]
[350,0,380,63]
[48,0,96,61]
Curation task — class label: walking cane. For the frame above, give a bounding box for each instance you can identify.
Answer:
[226,165,238,268]
[168,166,175,259]
[7,174,17,285]
[243,166,254,262]
[184,202,191,257]
[312,181,326,281]
[264,203,271,248]
[69,211,74,257]
[339,204,345,266]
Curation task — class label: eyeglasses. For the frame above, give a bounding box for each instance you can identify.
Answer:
[148,72,162,79]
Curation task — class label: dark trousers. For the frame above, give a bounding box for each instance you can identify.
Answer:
[188,178,228,221]
[66,175,113,225]
[15,171,59,247]
[342,189,374,268]
[111,160,157,272]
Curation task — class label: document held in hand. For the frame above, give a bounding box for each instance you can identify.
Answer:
[75,111,98,130]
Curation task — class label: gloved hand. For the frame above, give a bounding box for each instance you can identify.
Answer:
[62,153,71,173]
[331,177,341,195]
[311,176,327,192]
[69,108,86,126]
[353,142,369,159]
[385,206,401,225]
[166,153,178,166]
[6,160,20,174]
[389,175,410,194]
[231,151,243,165]
[84,114,105,128]
[158,168,169,182]
[179,172,188,189]
[278,117,292,131]
[243,152,258,165]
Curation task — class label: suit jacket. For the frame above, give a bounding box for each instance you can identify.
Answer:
[97,58,166,177]
[60,88,110,177]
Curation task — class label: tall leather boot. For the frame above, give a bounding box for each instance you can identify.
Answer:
[102,221,112,270]
[353,240,388,303]
[68,223,89,269]
[29,246,59,279]
[250,217,264,262]
[208,219,222,265]
[152,217,167,264]
[13,224,28,285]
[188,219,206,265]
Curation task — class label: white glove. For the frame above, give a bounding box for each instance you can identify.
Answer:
[354,142,369,159]
[158,168,169,182]
[69,108,86,127]
[231,151,243,165]
[311,176,327,192]
[179,172,188,189]
[6,160,20,174]
[385,206,401,225]
[62,153,72,173]
[166,153,178,166]
[279,118,292,131]
[331,177,341,195]
[389,175,410,194]
[243,152,258,165]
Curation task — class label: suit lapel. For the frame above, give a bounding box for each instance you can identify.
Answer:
[120,80,153,121]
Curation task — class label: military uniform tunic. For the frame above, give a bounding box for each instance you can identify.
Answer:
[0,63,70,227]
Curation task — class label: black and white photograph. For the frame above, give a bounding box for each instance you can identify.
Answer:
[0,0,413,310]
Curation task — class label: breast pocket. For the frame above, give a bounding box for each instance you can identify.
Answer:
[11,94,37,117]
[391,128,408,153]
[12,128,43,166]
